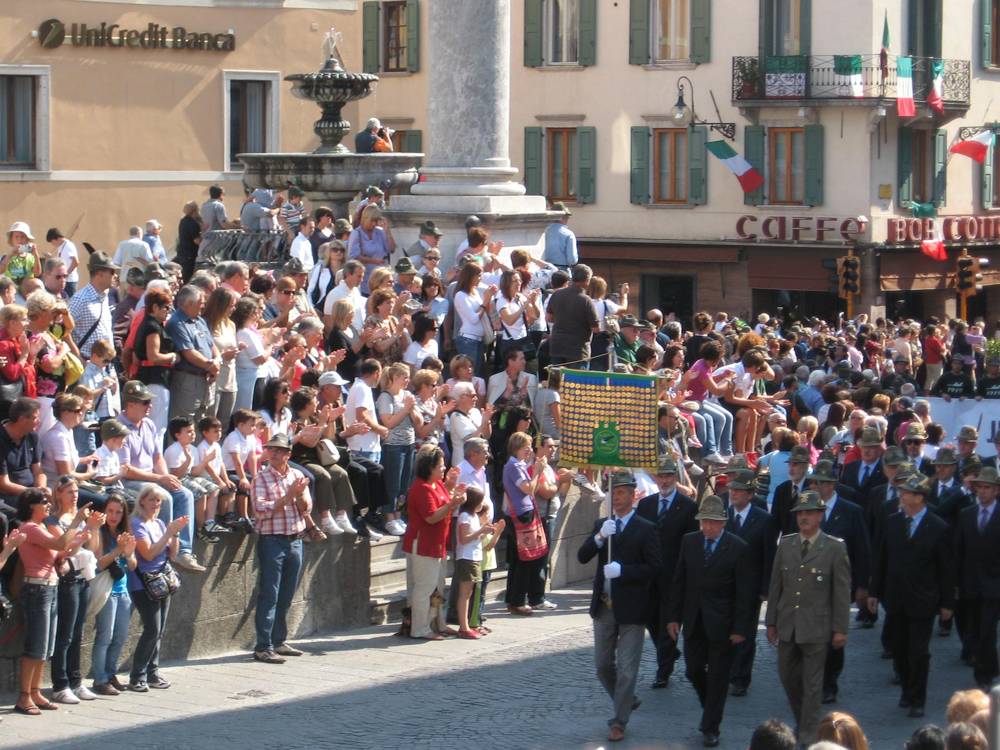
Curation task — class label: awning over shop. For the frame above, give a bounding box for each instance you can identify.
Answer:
[880,247,1000,292]
[746,248,833,292]
[579,243,740,264]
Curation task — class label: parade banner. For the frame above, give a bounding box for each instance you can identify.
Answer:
[925,397,1000,457]
[558,369,659,470]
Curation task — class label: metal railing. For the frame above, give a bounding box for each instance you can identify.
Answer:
[196,229,290,268]
[732,54,970,106]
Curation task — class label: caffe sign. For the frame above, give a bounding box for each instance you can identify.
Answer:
[736,215,868,243]
[38,18,235,52]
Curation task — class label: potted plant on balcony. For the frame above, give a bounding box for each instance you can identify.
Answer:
[737,58,760,98]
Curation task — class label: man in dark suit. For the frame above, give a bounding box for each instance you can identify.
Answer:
[937,456,980,659]
[811,459,871,703]
[840,426,888,518]
[578,470,662,743]
[868,474,955,717]
[771,445,811,534]
[928,447,963,510]
[667,495,754,748]
[901,422,935,477]
[980,433,1000,470]
[957,425,981,464]
[867,447,907,541]
[724,469,777,696]
[636,454,698,688]
[955,466,1000,690]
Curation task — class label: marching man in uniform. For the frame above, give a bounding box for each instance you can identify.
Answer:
[766,490,851,747]
[578,470,661,743]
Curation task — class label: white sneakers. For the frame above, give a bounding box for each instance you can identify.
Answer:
[703,452,728,465]
[384,519,407,536]
[54,685,98,703]
[74,685,97,701]
[321,517,345,536]
[334,515,358,535]
[173,553,206,573]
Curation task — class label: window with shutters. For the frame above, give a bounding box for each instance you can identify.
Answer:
[546,127,578,201]
[0,76,36,168]
[383,1,408,72]
[768,127,805,205]
[772,0,801,56]
[544,0,580,64]
[228,78,274,171]
[987,0,1000,67]
[653,129,688,203]
[910,129,933,204]
[654,0,690,61]
[993,141,1000,207]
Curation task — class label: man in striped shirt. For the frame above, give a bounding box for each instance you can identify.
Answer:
[252,433,312,664]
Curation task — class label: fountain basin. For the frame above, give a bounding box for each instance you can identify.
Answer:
[238,151,423,218]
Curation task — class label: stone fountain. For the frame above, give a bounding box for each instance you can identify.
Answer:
[238,29,422,218]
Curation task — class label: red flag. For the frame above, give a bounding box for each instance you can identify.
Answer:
[920,223,947,261]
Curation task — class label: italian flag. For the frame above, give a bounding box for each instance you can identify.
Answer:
[927,60,945,114]
[705,140,764,193]
[897,56,915,118]
[834,55,864,98]
[950,129,995,164]
[921,222,946,262]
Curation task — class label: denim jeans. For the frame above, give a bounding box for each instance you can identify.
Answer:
[92,590,132,685]
[125,480,196,556]
[454,335,485,378]
[254,535,304,653]
[381,443,415,514]
[51,578,90,691]
[20,583,57,660]
[700,400,734,456]
[129,588,170,683]
[689,411,711,454]
[235,368,259,412]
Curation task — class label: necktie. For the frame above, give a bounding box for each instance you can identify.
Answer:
[659,497,669,517]
[860,465,870,485]
[616,518,622,536]
[979,507,990,533]
[704,538,715,560]
[906,516,914,538]
[736,511,744,529]
[801,539,810,559]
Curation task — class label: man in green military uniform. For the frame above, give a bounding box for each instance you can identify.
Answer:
[766,490,851,746]
[613,315,641,368]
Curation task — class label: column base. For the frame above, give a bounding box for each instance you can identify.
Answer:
[410,166,527,197]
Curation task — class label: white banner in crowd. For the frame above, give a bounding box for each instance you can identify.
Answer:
[926,397,1000,457]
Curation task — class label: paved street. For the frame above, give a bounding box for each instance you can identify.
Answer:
[1,585,973,750]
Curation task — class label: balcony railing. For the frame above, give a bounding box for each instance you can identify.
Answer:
[732,55,970,107]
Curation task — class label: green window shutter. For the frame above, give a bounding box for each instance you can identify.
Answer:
[804,124,824,206]
[984,139,995,210]
[629,0,651,65]
[630,126,651,204]
[906,0,918,55]
[524,0,544,68]
[759,0,773,60]
[362,1,380,74]
[933,128,948,207]
[576,126,597,204]
[799,0,812,57]
[403,129,423,153]
[579,0,598,66]
[406,0,420,72]
[524,127,544,196]
[690,0,711,64]
[744,126,765,206]
[898,126,913,206]
[984,0,994,69]
[932,0,943,59]
[688,126,708,205]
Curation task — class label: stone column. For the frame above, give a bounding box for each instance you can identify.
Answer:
[411,0,525,196]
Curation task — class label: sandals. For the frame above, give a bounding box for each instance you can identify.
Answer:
[477,625,492,635]
[412,633,444,641]
[31,693,58,711]
[307,527,328,543]
[457,628,481,640]
[15,693,41,716]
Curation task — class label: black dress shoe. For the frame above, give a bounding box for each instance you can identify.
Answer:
[651,677,670,689]
[898,697,911,708]
[821,689,837,704]
[703,732,720,747]
[730,684,748,697]
[908,706,925,718]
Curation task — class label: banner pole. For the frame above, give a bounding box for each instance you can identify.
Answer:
[605,467,612,562]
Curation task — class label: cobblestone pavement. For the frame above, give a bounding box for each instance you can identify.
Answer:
[1,586,972,750]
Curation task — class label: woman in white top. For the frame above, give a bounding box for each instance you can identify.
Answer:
[403,313,440,374]
[307,239,346,309]
[203,286,241,429]
[495,270,539,363]
[588,276,628,371]
[452,261,497,378]
[41,393,106,506]
[233,296,276,411]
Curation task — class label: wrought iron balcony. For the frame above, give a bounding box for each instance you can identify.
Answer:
[732,55,970,109]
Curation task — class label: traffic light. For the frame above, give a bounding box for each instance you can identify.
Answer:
[837,255,861,299]
[972,257,990,295]
[957,255,976,295]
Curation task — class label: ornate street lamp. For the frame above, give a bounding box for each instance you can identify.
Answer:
[669,75,736,140]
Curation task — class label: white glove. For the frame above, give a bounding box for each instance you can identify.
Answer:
[604,562,622,580]
[600,518,618,538]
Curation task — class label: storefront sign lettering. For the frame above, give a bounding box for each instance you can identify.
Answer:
[887,216,1000,244]
[736,215,867,243]
[38,19,235,52]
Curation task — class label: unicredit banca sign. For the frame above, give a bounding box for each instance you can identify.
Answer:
[37,18,235,52]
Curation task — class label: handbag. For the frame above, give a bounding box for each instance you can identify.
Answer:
[141,561,181,602]
[510,495,549,562]
[0,378,23,403]
[88,569,115,617]
[479,309,496,347]
[62,351,85,386]
[316,438,341,467]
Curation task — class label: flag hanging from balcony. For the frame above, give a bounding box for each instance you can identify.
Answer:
[949,129,995,164]
[897,56,916,117]
[705,140,765,193]
[880,12,890,81]
[834,55,864,98]
[927,60,945,114]
[921,223,947,261]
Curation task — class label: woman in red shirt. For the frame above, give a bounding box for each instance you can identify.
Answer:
[402,446,463,640]
[922,324,946,393]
